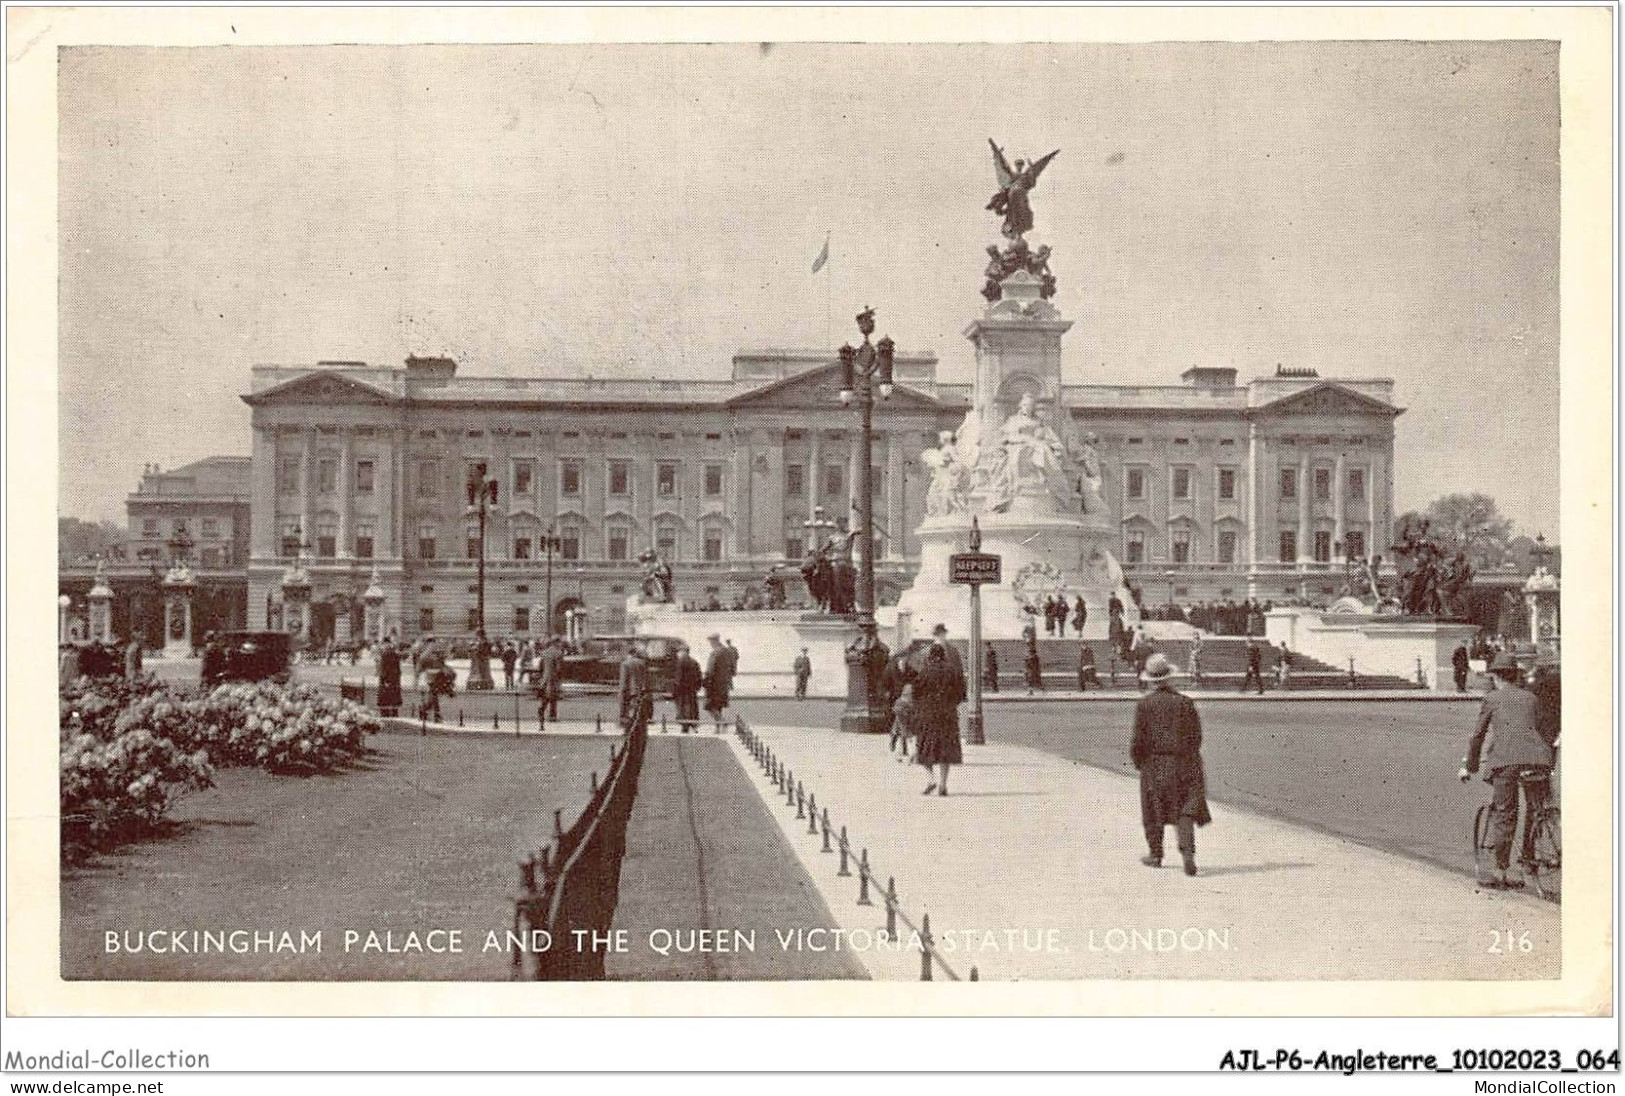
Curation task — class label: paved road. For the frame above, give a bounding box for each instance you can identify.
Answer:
[722,697,1537,880]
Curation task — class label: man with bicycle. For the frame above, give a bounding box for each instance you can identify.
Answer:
[1459,652,1558,890]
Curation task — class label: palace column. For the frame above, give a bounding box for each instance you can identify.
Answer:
[732,428,753,559]
[807,430,822,516]
[885,431,904,561]
[339,428,354,559]
[1333,451,1346,561]
[1246,423,1261,597]
[299,427,315,546]
[1296,452,1311,564]
[377,426,397,558]
[251,426,278,560]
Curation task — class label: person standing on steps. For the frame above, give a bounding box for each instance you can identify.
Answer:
[1131,653,1211,876]
[1077,642,1098,692]
[1241,637,1265,695]
[1072,595,1088,637]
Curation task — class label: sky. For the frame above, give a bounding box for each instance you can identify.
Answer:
[57,41,1560,536]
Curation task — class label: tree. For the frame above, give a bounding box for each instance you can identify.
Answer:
[1418,493,1513,571]
[59,517,127,563]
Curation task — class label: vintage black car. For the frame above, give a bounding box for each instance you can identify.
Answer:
[202,631,294,685]
[552,634,683,698]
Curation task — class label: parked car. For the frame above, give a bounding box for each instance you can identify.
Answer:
[552,634,683,698]
[202,631,293,685]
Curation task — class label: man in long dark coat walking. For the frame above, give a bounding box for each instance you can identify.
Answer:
[1241,637,1265,694]
[376,639,403,716]
[703,633,730,726]
[618,645,652,732]
[536,637,563,722]
[672,642,703,733]
[1131,653,1211,876]
[983,642,999,693]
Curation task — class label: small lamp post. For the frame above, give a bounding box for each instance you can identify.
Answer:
[835,306,894,734]
[465,462,499,690]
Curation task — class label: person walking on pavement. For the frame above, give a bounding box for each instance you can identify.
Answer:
[617,644,653,733]
[1024,629,1044,694]
[1130,625,1154,687]
[1132,653,1212,876]
[501,641,518,689]
[913,624,966,796]
[376,638,403,716]
[1072,596,1088,637]
[1241,637,1265,694]
[536,636,563,722]
[1189,632,1204,686]
[1452,643,1471,693]
[703,633,730,727]
[1459,652,1558,889]
[793,648,812,700]
[983,641,999,693]
[1274,640,1292,689]
[672,642,703,733]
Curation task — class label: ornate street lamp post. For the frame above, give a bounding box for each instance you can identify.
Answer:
[466,462,499,690]
[541,525,565,636]
[835,306,894,734]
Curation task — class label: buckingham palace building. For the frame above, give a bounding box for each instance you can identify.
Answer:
[235,350,1400,646]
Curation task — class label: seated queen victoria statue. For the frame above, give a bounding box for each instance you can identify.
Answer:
[978,393,1078,514]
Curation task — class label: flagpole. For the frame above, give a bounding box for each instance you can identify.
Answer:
[823,232,831,352]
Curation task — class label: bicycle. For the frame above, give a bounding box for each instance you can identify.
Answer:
[1471,768,1561,901]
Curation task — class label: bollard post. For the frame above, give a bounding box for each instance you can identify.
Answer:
[459,709,465,727]
[920,912,934,982]
[837,827,851,876]
[856,850,873,905]
[538,704,547,732]
[596,713,603,733]
[661,713,668,734]
[553,808,564,844]
[1348,657,1357,689]
[786,772,796,806]
[970,966,979,982]
[493,712,500,730]
[820,809,832,853]
[884,876,897,936]
[795,783,806,820]
[591,771,599,795]
[806,792,819,833]
[420,711,427,735]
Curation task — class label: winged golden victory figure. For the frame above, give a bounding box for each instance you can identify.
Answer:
[985,139,1060,241]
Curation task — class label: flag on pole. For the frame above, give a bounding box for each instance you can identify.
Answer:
[811,232,830,274]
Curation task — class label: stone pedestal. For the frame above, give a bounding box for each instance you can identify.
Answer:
[1524,567,1560,662]
[87,564,113,644]
[280,559,311,646]
[161,563,197,657]
[363,567,386,643]
[1265,607,1478,690]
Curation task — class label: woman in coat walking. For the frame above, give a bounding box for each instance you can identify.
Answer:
[1131,653,1211,876]
[913,628,966,796]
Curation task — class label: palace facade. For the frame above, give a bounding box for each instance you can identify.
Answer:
[235,351,1401,645]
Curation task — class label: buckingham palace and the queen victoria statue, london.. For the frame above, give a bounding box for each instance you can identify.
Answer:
[65,139,1400,660]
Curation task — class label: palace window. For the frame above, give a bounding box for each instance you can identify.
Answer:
[281,521,302,558]
[513,535,532,561]
[317,459,337,494]
[418,459,440,500]
[355,459,374,494]
[1218,530,1237,564]
[514,606,530,633]
[1172,467,1192,501]
[1125,530,1145,564]
[1345,531,1366,559]
[173,518,189,538]
[823,463,843,498]
[656,461,677,498]
[785,535,804,561]
[1218,468,1236,501]
[608,460,631,497]
[201,518,219,539]
[279,457,300,494]
[1348,468,1366,501]
[704,463,724,497]
[513,459,534,496]
[560,459,582,498]
[1314,468,1331,501]
[1172,528,1192,563]
[607,526,630,562]
[1125,468,1146,500]
[1279,530,1297,562]
[355,522,374,560]
[785,464,804,497]
[142,518,159,537]
[656,525,678,560]
[1314,531,1332,562]
[418,523,436,560]
[419,607,434,634]
[703,527,724,562]
[560,527,580,560]
[315,521,336,558]
[1279,468,1297,499]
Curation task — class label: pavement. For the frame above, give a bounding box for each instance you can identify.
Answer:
[727,722,1559,982]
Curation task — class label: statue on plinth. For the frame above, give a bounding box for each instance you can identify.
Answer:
[986,139,1060,242]
[637,549,674,603]
[922,430,971,517]
[977,393,1075,513]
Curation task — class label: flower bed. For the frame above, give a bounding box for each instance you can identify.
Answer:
[59,676,378,858]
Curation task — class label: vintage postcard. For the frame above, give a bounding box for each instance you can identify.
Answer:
[7,6,1614,1022]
